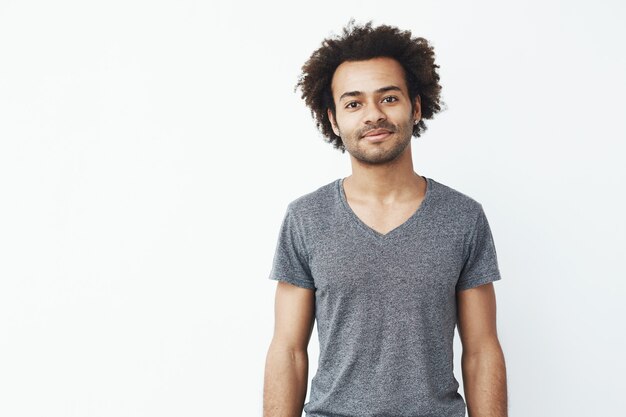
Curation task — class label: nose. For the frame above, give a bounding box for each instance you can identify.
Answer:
[362,100,386,125]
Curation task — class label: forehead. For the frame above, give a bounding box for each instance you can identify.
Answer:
[330,57,408,99]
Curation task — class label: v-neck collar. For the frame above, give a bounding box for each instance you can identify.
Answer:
[337,176,432,241]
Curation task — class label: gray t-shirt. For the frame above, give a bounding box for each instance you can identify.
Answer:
[268,176,502,417]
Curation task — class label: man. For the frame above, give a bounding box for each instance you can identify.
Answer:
[264,20,507,417]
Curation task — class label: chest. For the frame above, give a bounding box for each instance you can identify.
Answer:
[307,221,466,298]
[347,197,425,236]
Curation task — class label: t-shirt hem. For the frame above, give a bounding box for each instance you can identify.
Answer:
[269,275,316,290]
[456,275,501,291]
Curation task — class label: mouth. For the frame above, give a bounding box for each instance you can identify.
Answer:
[362,129,393,142]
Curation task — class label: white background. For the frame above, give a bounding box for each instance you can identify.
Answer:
[1,0,624,416]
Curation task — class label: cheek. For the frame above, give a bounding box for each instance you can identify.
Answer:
[338,113,361,129]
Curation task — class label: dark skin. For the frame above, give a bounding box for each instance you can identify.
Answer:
[264,56,507,417]
[327,56,426,236]
[328,56,507,417]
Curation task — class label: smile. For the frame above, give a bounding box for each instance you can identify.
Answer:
[363,131,393,143]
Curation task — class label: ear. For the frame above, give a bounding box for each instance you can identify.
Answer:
[413,95,422,122]
[327,108,340,136]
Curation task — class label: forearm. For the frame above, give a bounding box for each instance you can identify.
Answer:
[263,342,309,417]
[461,341,508,417]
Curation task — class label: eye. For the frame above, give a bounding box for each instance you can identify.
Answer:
[345,101,360,109]
[382,96,399,103]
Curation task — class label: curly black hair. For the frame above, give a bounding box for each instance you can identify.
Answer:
[295,19,445,153]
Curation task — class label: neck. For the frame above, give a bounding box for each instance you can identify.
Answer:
[345,146,425,204]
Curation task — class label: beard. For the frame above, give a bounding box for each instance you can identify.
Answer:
[340,117,414,165]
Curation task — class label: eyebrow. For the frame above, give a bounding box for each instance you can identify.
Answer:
[338,85,403,102]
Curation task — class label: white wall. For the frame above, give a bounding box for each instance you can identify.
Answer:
[0,1,624,416]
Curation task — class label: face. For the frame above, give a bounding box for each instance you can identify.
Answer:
[327,57,421,164]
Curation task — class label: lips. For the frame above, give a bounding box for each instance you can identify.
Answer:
[362,129,393,142]
[362,128,392,138]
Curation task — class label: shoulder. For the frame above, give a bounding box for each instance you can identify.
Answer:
[427,177,485,223]
[286,179,339,218]
[280,179,342,242]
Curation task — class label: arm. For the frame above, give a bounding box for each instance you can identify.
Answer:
[457,282,508,417]
[263,281,316,417]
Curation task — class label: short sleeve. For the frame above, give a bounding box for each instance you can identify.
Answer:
[267,204,316,290]
[456,205,502,292]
